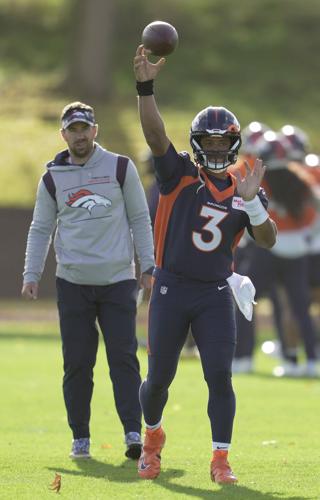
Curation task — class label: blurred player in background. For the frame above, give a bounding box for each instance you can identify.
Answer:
[230,122,284,373]
[133,44,276,484]
[278,125,320,361]
[255,131,319,376]
[231,124,320,376]
[230,123,293,373]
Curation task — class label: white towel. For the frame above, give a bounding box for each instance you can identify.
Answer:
[226,272,257,321]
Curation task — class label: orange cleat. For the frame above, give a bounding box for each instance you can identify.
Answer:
[210,450,238,484]
[138,427,166,479]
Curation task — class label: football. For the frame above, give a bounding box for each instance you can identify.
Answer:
[141,21,179,56]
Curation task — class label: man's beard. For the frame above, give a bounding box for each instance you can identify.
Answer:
[70,140,93,159]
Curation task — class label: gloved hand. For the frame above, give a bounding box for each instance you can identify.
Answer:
[226,272,257,321]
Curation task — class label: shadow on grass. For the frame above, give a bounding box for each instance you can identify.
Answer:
[48,458,306,499]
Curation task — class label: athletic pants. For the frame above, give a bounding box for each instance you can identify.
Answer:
[56,277,141,439]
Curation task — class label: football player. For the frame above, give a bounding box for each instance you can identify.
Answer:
[133,44,276,484]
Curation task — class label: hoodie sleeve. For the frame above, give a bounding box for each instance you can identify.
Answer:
[23,178,57,284]
[122,159,155,273]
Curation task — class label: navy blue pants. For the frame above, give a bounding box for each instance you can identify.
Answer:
[140,269,236,444]
[56,277,141,439]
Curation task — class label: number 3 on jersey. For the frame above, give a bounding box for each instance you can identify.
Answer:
[192,205,228,252]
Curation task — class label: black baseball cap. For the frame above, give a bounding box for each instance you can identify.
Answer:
[61,109,96,130]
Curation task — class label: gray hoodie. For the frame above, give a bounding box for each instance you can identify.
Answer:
[23,143,154,285]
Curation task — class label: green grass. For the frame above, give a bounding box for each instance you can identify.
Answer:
[0,315,319,499]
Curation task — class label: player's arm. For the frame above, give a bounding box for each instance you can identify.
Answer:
[249,217,277,249]
[22,179,57,299]
[122,159,155,283]
[234,158,277,248]
[134,45,170,156]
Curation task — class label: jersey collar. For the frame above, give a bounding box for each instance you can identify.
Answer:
[201,170,236,202]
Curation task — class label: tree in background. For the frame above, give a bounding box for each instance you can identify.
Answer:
[65,0,115,101]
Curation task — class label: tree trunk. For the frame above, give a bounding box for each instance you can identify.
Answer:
[65,0,115,102]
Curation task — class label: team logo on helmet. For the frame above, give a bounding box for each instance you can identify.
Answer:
[66,189,112,213]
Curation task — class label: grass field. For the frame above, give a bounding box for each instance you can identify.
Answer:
[0,304,319,499]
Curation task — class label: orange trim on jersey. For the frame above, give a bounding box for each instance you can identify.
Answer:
[201,170,236,202]
[154,176,199,267]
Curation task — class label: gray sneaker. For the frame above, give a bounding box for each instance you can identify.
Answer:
[69,438,91,459]
[124,432,142,460]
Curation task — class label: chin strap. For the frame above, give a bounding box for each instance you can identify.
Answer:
[226,272,257,321]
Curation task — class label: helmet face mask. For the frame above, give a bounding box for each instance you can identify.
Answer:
[190,106,241,172]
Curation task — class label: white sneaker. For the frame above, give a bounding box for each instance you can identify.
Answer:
[232,357,253,374]
[272,362,300,378]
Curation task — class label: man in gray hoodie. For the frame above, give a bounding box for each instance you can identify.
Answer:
[21,101,154,460]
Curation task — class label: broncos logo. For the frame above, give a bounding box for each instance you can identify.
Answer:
[66,189,112,213]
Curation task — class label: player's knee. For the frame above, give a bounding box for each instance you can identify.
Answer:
[211,370,233,396]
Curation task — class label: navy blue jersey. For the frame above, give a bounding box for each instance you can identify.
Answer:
[153,143,268,282]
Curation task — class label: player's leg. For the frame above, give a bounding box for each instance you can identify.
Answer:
[97,279,142,458]
[308,253,320,354]
[56,278,98,457]
[280,256,318,374]
[140,271,190,425]
[269,286,301,377]
[139,270,190,478]
[233,245,271,373]
[191,283,237,483]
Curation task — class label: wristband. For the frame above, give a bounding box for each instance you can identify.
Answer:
[136,80,154,96]
[244,195,269,226]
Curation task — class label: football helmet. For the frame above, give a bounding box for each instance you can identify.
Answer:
[190,106,241,171]
[254,131,290,169]
[278,125,310,162]
[241,122,271,155]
